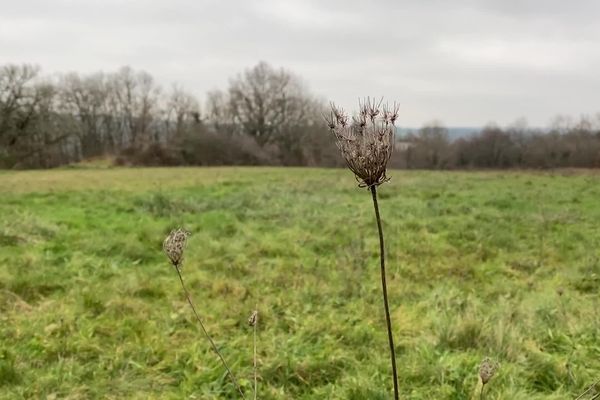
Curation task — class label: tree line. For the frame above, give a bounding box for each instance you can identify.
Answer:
[1,62,600,169]
[0,62,338,168]
[394,119,600,169]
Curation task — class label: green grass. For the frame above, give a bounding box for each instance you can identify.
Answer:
[1,167,599,399]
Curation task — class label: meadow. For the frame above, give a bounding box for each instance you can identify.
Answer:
[0,167,599,399]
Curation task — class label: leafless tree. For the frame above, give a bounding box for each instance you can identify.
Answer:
[166,85,200,138]
[205,89,231,132]
[0,64,78,167]
[404,122,452,169]
[60,72,111,158]
[227,62,316,147]
[110,66,161,148]
[0,64,40,150]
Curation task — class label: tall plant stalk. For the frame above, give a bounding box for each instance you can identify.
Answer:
[163,228,246,399]
[250,307,258,400]
[325,98,400,398]
[175,268,246,399]
[370,185,399,400]
[253,320,257,400]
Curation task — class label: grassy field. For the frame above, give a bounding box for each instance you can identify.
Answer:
[1,167,599,399]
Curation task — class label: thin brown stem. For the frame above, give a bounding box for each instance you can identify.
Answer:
[253,306,258,400]
[175,266,246,399]
[480,383,485,400]
[370,185,399,400]
[576,379,600,400]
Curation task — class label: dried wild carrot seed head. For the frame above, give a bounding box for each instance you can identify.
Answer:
[163,228,191,268]
[325,98,399,188]
[479,357,498,385]
[248,310,258,327]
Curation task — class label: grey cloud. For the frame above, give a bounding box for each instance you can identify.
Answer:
[1,0,599,126]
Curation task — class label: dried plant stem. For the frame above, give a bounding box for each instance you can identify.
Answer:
[370,185,399,400]
[480,384,485,399]
[576,379,600,400]
[253,306,258,400]
[175,267,246,399]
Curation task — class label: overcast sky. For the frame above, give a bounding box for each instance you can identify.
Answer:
[2,0,600,126]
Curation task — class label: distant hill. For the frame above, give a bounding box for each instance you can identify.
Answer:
[396,127,480,140]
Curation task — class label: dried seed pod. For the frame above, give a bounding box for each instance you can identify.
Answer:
[163,228,191,268]
[479,357,498,385]
[248,310,258,327]
[325,98,399,188]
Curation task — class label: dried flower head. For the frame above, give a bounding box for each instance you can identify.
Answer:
[248,310,258,327]
[163,228,191,268]
[325,97,399,187]
[479,357,498,385]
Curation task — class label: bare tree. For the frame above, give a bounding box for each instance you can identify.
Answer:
[405,122,452,169]
[0,64,41,150]
[110,66,161,149]
[227,61,316,148]
[0,64,78,167]
[205,89,231,132]
[166,84,200,138]
[60,72,111,158]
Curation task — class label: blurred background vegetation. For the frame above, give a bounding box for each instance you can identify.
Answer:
[2,62,600,170]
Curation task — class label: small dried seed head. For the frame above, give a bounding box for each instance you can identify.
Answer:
[479,358,498,385]
[325,97,399,188]
[163,228,191,268]
[248,310,258,327]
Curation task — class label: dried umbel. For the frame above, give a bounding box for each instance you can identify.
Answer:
[163,228,191,268]
[479,357,498,385]
[325,98,399,187]
[325,97,401,399]
[248,310,258,327]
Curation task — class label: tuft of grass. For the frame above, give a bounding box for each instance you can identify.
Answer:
[0,350,21,386]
